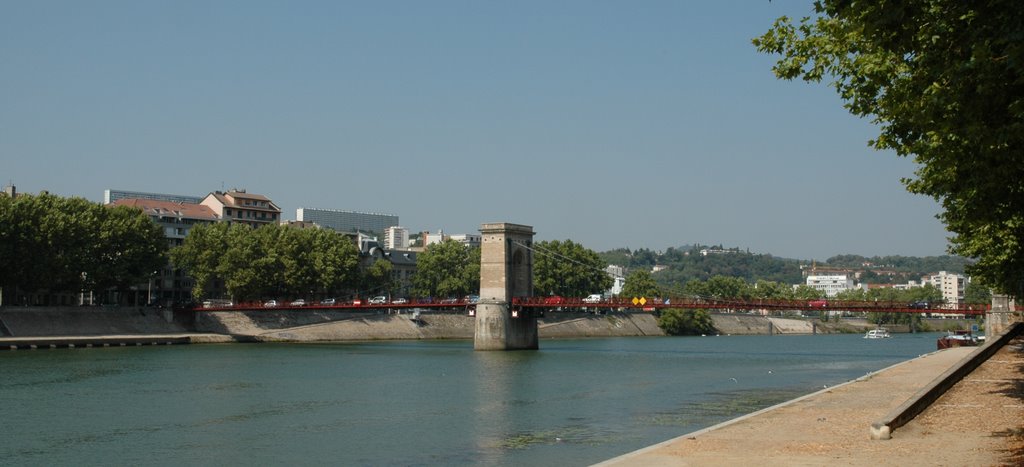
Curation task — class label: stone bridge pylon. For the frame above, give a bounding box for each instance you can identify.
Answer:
[474,223,538,350]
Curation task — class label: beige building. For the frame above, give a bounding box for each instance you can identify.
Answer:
[110,198,219,247]
[110,198,221,305]
[923,270,968,309]
[201,189,281,228]
[385,226,410,250]
[109,189,281,305]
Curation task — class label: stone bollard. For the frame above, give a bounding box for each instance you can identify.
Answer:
[870,423,891,440]
[987,294,1013,338]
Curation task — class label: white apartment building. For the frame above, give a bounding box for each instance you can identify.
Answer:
[425,230,447,246]
[606,265,626,296]
[923,271,967,308]
[423,230,482,248]
[449,234,481,248]
[806,274,856,297]
[384,226,409,250]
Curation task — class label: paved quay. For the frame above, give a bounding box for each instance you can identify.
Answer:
[597,337,1024,466]
[0,333,237,349]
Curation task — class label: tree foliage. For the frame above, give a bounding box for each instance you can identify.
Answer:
[362,258,396,298]
[0,193,166,301]
[533,240,612,297]
[602,246,973,293]
[411,239,479,299]
[171,223,359,301]
[964,280,992,305]
[657,308,716,336]
[607,246,806,291]
[754,1,1024,295]
[620,269,661,299]
[92,205,168,293]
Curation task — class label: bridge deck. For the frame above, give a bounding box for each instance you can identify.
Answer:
[195,297,987,315]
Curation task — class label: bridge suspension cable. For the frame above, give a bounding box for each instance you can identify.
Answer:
[512,240,623,279]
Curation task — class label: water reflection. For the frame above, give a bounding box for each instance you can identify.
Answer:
[471,350,540,461]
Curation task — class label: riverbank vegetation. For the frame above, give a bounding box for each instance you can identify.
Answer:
[754,0,1024,296]
[411,239,479,299]
[599,246,971,293]
[171,222,361,301]
[0,192,166,304]
[657,308,715,336]
[533,240,612,298]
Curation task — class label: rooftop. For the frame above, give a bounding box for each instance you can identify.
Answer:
[110,198,219,221]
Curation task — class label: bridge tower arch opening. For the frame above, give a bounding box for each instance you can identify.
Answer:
[475,223,537,350]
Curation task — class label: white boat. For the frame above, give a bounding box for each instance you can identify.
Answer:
[864,328,891,339]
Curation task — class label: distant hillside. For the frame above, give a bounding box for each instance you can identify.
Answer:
[598,246,971,289]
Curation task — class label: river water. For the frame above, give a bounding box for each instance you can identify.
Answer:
[1,333,943,466]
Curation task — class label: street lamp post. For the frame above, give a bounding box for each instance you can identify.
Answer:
[148,271,158,306]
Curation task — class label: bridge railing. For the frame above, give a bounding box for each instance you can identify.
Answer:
[514,297,989,315]
[187,296,990,316]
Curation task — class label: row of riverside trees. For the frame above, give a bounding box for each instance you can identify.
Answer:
[2,191,989,336]
[0,192,167,305]
[599,246,974,291]
[408,239,612,300]
[170,222,367,301]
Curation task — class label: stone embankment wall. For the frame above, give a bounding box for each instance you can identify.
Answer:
[197,311,874,341]
[0,307,976,340]
[711,315,872,335]
[0,307,189,337]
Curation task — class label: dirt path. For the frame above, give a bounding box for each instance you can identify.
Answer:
[598,337,1024,466]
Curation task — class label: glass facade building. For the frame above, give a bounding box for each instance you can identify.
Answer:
[296,208,398,235]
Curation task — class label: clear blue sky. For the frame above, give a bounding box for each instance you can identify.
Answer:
[1,1,950,261]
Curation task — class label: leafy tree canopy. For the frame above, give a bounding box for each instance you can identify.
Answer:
[0,192,166,299]
[620,270,661,299]
[411,239,479,299]
[533,240,612,297]
[754,1,1024,295]
[657,308,716,336]
[171,223,359,301]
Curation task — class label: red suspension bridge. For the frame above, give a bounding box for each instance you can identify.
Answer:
[195,296,988,316]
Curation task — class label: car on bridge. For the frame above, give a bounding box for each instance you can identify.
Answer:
[543,295,564,305]
[263,300,279,308]
[583,294,603,304]
[543,295,565,311]
[369,296,388,305]
[290,299,306,307]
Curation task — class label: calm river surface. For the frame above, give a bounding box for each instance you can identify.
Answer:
[1,333,944,466]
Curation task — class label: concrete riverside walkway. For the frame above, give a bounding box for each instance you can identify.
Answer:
[0,333,237,349]
[596,345,1003,466]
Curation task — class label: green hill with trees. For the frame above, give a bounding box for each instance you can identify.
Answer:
[598,246,972,292]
